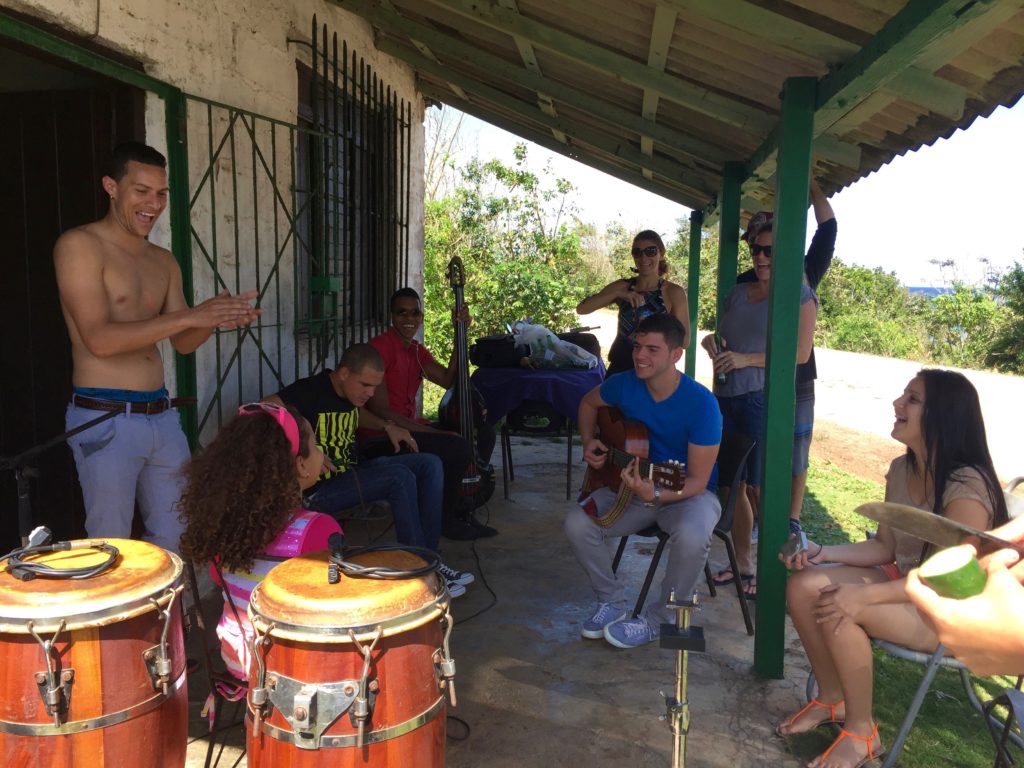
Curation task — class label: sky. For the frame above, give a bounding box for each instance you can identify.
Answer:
[451,99,1024,287]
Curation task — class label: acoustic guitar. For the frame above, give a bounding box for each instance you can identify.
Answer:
[581,406,687,496]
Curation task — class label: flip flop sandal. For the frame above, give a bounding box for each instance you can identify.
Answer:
[811,724,884,768]
[744,580,758,601]
[775,698,845,737]
[712,569,754,587]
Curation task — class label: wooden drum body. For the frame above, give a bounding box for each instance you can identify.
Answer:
[246,550,454,767]
[0,538,187,767]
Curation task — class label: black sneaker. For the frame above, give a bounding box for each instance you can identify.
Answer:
[469,516,499,538]
[442,517,483,541]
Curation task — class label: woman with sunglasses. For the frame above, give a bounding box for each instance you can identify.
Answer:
[700,220,818,599]
[179,402,339,684]
[576,230,690,375]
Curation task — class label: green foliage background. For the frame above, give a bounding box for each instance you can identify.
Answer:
[423,139,1024,378]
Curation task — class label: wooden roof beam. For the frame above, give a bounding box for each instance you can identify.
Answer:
[386,40,715,191]
[745,0,1001,187]
[640,2,678,181]
[333,0,732,165]
[419,81,705,208]
[378,0,468,100]
[415,0,773,131]
[495,0,566,145]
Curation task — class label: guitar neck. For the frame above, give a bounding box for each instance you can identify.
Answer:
[607,446,651,475]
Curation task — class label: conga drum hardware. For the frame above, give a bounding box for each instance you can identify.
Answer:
[434,607,458,706]
[246,550,453,766]
[25,619,71,727]
[141,586,184,695]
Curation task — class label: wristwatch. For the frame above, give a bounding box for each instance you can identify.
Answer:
[643,486,662,508]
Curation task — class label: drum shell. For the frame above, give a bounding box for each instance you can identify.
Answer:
[246,550,447,767]
[246,620,445,767]
[0,540,187,768]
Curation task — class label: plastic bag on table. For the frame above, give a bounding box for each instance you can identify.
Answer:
[511,321,598,370]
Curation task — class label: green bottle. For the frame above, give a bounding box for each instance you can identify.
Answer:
[714,331,728,385]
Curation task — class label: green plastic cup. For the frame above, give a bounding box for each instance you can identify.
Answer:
[918,545,987,599]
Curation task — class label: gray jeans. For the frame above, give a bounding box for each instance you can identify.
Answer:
[65,403,189,553]
[565,487,721,626]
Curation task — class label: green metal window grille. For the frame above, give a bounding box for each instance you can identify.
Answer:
[185,15,413,443]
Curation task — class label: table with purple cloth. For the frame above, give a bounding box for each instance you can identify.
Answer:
[470,364,606,426]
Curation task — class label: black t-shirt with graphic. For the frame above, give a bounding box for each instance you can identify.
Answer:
[278,371,358,476]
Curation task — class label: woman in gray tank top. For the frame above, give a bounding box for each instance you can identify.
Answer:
[700,222,818,597]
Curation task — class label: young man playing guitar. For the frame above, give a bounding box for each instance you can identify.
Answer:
[566,314,722,648]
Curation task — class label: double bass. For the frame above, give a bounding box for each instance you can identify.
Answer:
[437,256,496,510]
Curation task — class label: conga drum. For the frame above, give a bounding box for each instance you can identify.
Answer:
[247,549,453,766]
[0,539,187,767]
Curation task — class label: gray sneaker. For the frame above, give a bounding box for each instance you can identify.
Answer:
[581,602,628,639]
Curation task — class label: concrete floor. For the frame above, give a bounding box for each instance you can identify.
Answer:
[184,435,812,767]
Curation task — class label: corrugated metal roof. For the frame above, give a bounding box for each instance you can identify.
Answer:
[334,0,1024,217]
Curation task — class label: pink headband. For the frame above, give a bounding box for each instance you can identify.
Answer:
[238,402,301,456]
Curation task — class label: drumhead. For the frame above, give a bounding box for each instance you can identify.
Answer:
[0,538,182,632]
[250,549,446,642]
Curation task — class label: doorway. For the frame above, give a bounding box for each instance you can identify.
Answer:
[0,40,144,550]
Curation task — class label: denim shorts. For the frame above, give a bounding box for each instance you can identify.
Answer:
[716,390,764,487]
[792,381,815,475]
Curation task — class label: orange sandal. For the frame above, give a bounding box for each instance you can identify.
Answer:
[775,698,845,737]
[813,724,884,768]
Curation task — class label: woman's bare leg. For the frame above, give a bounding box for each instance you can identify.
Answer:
[781,565,888,735]
[729,481,755,574]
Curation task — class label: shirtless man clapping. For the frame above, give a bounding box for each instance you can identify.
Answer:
[54,142,259,552]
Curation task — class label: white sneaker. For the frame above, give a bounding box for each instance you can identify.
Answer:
[438,562,475,587]
[445,579,467,598]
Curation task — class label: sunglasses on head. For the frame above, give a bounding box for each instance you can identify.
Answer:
[750,244,773,258]
[631,245,660,258]
[238,401,301,456]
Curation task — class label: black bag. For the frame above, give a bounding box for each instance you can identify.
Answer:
[469,334,528,368]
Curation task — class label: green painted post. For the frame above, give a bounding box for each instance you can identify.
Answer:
[716,162,743,321]
[685,210,702,377]
[164,89,199,449]
[754,76,815,679]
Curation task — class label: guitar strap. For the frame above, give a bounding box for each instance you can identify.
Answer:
[580,485,634,528]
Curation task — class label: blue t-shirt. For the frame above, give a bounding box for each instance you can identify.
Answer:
[600,371,722,490]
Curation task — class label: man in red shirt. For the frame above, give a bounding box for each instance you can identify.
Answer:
[366,288,497,541]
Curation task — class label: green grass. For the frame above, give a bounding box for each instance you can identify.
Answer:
[785,458,1018,767]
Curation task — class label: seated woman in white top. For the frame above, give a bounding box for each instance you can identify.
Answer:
[777,369,1008,768]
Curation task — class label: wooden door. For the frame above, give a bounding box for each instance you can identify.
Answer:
[0,85,142,551]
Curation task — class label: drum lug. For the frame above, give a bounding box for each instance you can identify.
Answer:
[144,586,182,695]
[142,645,173,694]
[27,620,71,727]
[34,668,74,726]
[435,607,458,706]
[266,673,362,750]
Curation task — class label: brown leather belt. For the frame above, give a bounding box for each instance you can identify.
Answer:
[71,395,195,414]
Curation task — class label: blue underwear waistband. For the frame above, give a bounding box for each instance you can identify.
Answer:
[73,387,169,403]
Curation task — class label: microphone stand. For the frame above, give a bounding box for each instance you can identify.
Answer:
[0,410,120,546]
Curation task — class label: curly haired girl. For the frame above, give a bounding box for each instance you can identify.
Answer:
[180,402,340,679]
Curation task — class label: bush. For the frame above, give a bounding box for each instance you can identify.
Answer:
[826,315,924,358]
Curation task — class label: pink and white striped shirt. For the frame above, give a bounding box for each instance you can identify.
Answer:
[212,510,341,679]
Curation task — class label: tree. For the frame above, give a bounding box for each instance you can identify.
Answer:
[423,145,604,366]
[985,261,1024,373]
